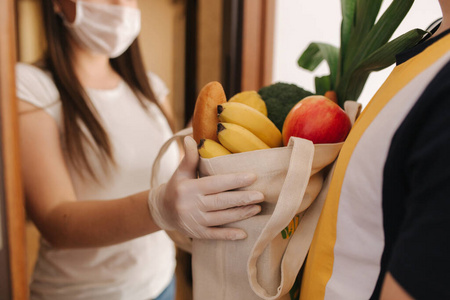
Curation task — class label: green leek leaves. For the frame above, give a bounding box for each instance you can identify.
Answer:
[298,0,428,107]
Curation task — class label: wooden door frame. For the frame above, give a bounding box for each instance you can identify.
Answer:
[0,0,28,299]
[241,0,275,91]
[184,0,275,123]
[222,0,275,95]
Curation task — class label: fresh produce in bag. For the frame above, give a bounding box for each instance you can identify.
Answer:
[190,81,360,300]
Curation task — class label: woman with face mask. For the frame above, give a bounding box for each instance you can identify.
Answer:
[15,0,264,299]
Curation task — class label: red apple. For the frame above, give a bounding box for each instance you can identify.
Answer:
[282,95,351,145]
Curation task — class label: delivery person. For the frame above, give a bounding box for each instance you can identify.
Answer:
[300,0,450,299]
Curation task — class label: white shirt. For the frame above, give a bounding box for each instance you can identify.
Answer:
[16,62,179,300]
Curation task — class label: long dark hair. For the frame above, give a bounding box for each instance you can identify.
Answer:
[41,0,166,180]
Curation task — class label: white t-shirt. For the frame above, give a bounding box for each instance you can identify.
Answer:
[16,62,179,300]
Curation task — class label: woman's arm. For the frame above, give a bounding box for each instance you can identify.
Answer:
[19,100,159,248]
[19,100,262,249]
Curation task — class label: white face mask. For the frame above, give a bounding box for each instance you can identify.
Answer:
[63,1,141,58]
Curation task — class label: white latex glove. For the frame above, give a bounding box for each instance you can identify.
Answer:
[148,136,263,240]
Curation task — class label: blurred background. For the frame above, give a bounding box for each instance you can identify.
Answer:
[16,0,441,124]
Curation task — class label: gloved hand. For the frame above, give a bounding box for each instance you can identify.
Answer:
[148,136,263,240]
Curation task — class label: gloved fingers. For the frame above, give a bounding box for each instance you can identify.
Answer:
[194,172,257,195]
[199,190,264,211]
[201,227,249,240]
[176,136,200,179]
[201,204,261,227]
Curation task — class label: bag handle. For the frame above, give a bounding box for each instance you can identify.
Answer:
[150,127,193,188]
[247,100,361,299]
[150,127,194,253]
[276,165,332,296]
[247,137,315,299]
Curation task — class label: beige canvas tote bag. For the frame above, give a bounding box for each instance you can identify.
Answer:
[151,101,361,300]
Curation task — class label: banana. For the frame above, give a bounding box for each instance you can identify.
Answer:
[228,91,268,116]
[217,123,270,153]
[198,139,231,158]
[217,102,282,148]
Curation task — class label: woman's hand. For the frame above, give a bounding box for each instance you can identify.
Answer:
[148,136,263,240]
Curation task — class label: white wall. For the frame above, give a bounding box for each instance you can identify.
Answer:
[272,0,442,107]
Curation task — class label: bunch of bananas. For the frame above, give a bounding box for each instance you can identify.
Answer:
[198,91,282,159]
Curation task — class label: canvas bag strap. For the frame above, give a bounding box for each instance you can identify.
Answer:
[150,127,194,253]
[277,162,335,296]
[247,137,315,299]
[247,100,361,299]
[150,127,193,188]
